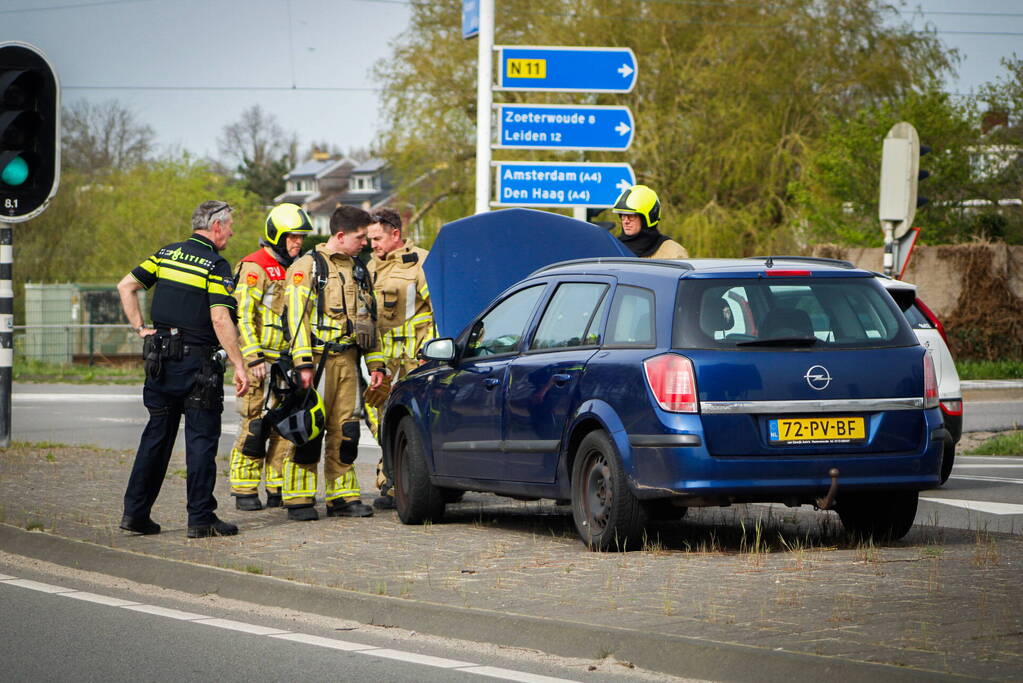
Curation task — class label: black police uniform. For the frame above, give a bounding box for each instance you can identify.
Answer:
[122,233,236,528]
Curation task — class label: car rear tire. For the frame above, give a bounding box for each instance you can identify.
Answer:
[571,431,646,551]
[392,416,445,525]
[837,491,918,542]
[939,441,955,485]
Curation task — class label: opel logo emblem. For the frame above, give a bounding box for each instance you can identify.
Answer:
[805,365,832,391]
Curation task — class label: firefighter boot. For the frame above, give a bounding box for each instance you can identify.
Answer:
[286,504,319,522]
[265,490,283,508]
[234,494,263,511]
[326,499,374,518]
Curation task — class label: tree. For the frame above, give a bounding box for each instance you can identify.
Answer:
[61,99,156,174]
[373,0,954,253]
[218,105,298,204]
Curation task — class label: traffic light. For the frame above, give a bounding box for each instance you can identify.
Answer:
[0,42,59,223]
[916,144,931,210]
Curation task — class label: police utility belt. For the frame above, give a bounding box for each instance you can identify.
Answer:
[143,328,226,411]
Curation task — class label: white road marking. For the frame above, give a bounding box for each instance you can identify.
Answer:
[954,464,1023,469]
[920,498,1023,515]
[2,578,76,593]
[269,632,377,651]
[195,618,289,635]
[950,474,1023,485]
[1,574,576,682]
[62,591,139,607]
[367,648,475,668]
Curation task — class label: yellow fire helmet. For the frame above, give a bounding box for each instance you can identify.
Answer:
[612,184,661,228]
[265,203,313,246]
[274,388,326,446]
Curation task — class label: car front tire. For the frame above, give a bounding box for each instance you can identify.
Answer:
[837,490,918,542]
[392,416,446,525]
[571,431,646,551]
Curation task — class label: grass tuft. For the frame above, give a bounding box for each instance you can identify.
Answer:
[967,430,1023,456]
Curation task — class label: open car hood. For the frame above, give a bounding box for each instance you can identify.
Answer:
[423,208,632,338]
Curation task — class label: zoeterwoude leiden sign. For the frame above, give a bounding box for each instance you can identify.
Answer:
[493,161,636,208]
[494,104,634,151]
[495,45,637,93]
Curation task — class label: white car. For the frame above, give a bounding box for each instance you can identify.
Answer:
[879,276,963,484]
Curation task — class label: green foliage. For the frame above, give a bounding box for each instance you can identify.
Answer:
[375,0,952,253]
[967,431,1023,456]
[795,89,979,246]
[955,359,1023,380]
[15,158,265,316]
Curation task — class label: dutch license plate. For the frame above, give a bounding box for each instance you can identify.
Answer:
[768,417,865,444]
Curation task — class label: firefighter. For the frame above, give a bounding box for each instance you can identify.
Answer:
[282,205,383,521]
[228,203,313,511]
[612,184,689,259]
[363,208,434,510]
[117,200,249,538]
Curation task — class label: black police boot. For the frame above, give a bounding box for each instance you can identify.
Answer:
[286,505,319,522]
[265,491,283,508]
[327,499,374,518]
[187,515,239,538]
[234,494,263,511]
[372,494,395,510]
[119,515,161,535]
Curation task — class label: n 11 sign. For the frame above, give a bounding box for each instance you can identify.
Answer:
[496,45,637,93]
[493,161,635,208]
[495,104,633,151]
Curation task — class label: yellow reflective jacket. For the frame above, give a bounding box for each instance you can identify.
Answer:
[234,249,289,364]
[284,243,376,369]
[364,240,434,368]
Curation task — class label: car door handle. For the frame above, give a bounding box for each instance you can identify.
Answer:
[483,377,501,389]
[552,373,572,386]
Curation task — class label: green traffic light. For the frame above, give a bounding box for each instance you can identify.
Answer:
[1,155,28,187]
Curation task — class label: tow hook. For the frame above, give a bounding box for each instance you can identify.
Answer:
[815,468,841,510]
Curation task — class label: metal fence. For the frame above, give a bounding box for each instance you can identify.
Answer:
[15,323,140,365]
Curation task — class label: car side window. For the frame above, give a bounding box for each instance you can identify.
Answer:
[463,285,545,359]
[529,283,610,351]
[605,285,656,347]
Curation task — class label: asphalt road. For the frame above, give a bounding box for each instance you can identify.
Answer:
[10,383,1023,535]
[0,555,681,683]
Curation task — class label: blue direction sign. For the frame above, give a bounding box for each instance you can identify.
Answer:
[495,104,634,151]
[496,45,637,93]
[462,0,479,39]
[493,161,635,208]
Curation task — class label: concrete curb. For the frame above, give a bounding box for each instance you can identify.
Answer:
[0,523,956,682]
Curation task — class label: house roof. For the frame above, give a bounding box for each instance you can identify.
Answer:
[351,158,387,174]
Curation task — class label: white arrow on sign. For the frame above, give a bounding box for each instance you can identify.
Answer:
[617,63,634,78]
[616,178,631,192]
[615,121,631,136]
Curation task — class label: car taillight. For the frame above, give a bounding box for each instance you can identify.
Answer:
[941,399,963,416]
[923,352,939,409]
[915,298,947,345]
[643,354,698,413]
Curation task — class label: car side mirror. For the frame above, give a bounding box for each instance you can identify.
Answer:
[422,337,456,362]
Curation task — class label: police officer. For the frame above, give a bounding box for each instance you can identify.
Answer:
[282,205,382,521]
[117,200,250,538]
[363,208,434,510]
[228,203,313,511]
[612,185,689,259]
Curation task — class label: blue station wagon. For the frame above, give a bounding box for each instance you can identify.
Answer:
[380,256,949,550]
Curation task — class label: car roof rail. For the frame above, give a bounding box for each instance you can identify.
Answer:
[745,255,856,269]
[530,257,695,276]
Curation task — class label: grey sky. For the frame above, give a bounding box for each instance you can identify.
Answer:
[2,0,1021,166]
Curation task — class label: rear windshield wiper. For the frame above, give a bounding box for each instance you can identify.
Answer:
[736,336,819,347]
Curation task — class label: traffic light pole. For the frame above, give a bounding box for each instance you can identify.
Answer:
[0,221,11,447]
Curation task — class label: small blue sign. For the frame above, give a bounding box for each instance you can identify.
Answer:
[462,0,479,39]
[495,104,634,151]
[496,45,637,93]
[493,162,635,208]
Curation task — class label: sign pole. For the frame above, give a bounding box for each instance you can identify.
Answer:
[473,0,495,214]
[0,221,12,447]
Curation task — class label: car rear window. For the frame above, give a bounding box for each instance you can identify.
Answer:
[606,285,655,347]
[903,303,934,330]
[673,277,918,350]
